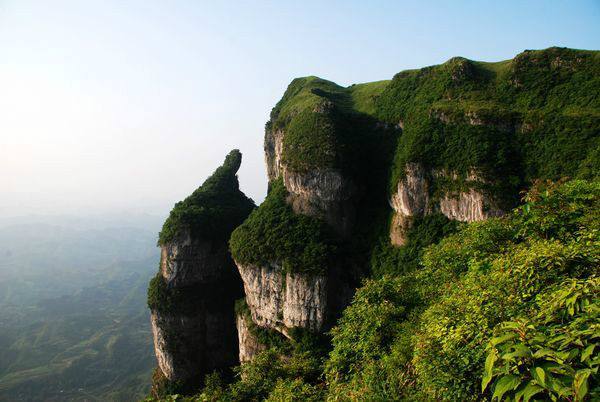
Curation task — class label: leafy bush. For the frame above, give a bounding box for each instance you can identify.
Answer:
[325,179,599,401]
[370,213,459,277]
[265,379,324,402]
[325,275,420,400]
[229,180,339,274]
[482,276,599,401]
[413,180,599,400]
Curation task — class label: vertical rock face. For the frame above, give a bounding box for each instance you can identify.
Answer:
[389,163,430,218]
[236,262,328,335]
[236,312,267,363]
[148,150,254,396]
[265,128,284,182]
[151,234,242,385]
[265,127,358,237]
[283,169,357,237]
[438,189,504,222]
[159,233,231,287]
[389,162,504,246]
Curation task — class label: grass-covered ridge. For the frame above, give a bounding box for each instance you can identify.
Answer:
[267,76,392,174]
[158,150,255,245]
[270,47,599,205]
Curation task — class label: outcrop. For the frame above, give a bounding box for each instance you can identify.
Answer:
[236,311,267,363]
[236,262,328,335]
[389,163,504,245]
[148,150,254,396]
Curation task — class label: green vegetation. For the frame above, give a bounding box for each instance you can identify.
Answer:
[370,213,460,277]
[375,47,600,199]
[482,276,599,401]
[268,76,396,175]
[162,180,597,402]
[328,179,599,401]
[267,48,599,212]
[158,150,255,245]
[147,272,211,316]
[152,47,600,402]
[229,180,338,274]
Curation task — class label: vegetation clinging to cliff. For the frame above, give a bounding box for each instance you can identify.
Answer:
[327,179,600,401]
[376,47,600,198]
[175,179,599,402]
[158,149,255,245]
[229,180,338,274]
[269,48,599,208]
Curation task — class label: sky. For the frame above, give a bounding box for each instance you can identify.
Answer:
[1,0,599,219]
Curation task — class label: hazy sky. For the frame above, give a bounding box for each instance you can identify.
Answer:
[1,1,599,218]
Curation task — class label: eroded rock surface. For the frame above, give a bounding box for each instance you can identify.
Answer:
[265,128,284,182]
[236,312,267,363]
[389,162,503,245]
[159,232,231,288]
[236,262,328,335]
[149,150,253,396]
[284,169,357,237]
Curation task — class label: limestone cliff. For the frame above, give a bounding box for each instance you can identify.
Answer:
[236,311,267,363]
[264,122,359,238]
[389,163,504,245]
[231,95,376,344]
[146,47,600,399]
[148,150,254,396]
[236,262,328,335]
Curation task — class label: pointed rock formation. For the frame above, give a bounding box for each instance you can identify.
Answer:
[148,150,255,397]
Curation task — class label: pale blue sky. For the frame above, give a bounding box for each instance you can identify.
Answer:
[1,0,599,217]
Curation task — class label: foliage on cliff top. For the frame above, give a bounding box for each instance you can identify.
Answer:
[158,150,255,245]
[229,180,338,274]
[267,76,394,174]
[378,47,600,194]
[271,48,599,202]
[326,179,600,401]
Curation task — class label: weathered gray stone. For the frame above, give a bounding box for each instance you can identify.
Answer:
[283,169,357,237]
[160,231,231,288]
[389,162,503,245]
[265,128,284,182]
[236,312,267,363]
[236,262,328,335]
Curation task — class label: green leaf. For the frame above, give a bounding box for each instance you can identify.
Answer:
[492,375,520,401]
[503,345,532,360]
[581,344,594,362]
[532,367,546,386]
[482,352,498,392]
[515,382,543,402]
[573,370,590,401]
[491,333,518,346]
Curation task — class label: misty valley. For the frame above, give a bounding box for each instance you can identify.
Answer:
[0,217,161,401]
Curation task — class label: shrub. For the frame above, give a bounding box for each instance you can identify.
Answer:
[229,180,339,274]
[482,277,599,401]
[412,180,600,400]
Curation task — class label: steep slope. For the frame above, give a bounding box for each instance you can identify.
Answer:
[147,150,254,397]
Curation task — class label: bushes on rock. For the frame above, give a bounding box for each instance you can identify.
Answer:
[229,180,338,274]
[158,149,255,245]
